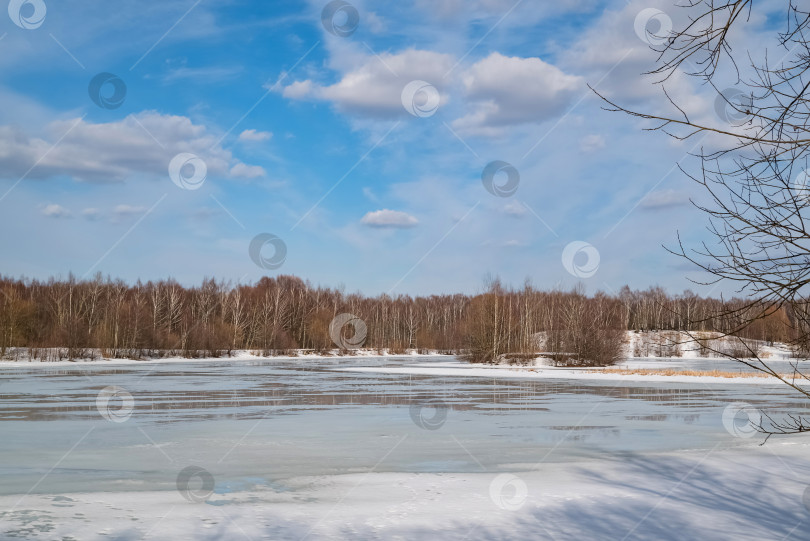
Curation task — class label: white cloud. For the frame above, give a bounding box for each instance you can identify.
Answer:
[238,129,272,142]
[162,65,243,83]
[640,189,690,209]
[503,201,527,217]
[82,206,151,221]
[361,209,419,228]
[41,204,71,218]
[281,48,583,134]
[580,134,606,153]
[0,112,261,183]
[452,52,583,135]
[113,204,147,217]
[283,80,315,100]
[281,49,453,117]
[561,0,713,119]
[363,12,387,33]
[81,208,101,220]
[415,0,593,21]
[230,163,266,179]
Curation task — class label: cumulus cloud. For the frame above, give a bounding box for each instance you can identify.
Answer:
[230,163,266,179]
[560,0,715,120]
[0,112,262,183]
[361,209,419,228]
[281,49,453,117]
[452,52,583,135]
[238,129,272,142]
[280,47,583,135]
[41,204,71,218]
[640,189,690,209]
[283,80,314,100]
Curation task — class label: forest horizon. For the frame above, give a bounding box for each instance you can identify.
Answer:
[0,272,792,364]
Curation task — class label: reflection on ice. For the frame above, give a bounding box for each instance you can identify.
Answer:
[1,355,807,497]
[2,355,810,539]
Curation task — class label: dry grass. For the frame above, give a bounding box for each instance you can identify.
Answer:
[599,368,800,379]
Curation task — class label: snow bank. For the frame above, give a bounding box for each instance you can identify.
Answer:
[622,330,794,360]
[334,361,798,385]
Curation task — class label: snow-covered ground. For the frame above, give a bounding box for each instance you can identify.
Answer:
[3,442,809,540]
[620,330,794,361]
[1,355,809,540]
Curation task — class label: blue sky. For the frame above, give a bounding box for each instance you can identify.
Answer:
[0,0,778,296]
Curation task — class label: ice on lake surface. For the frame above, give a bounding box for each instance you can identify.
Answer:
[1,355,810,540]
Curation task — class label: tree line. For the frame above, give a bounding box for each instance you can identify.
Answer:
[0,274,797,365]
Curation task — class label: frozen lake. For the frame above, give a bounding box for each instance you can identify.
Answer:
[1,355,809,539]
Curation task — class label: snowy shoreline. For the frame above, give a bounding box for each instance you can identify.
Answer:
[335,361,803,385]
[3,441,810,540]
[1,330,800,367]
[0,350,803,385]
[2,329,806,387]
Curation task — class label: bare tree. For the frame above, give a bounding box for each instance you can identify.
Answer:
[0,273,768,367]
[599,0,810,433]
